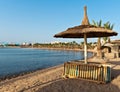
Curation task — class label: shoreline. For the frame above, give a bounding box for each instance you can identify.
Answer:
[0,58,120,92]
[0,67,48,81]
[0,64,64,92]
[0,47,97,92]
[0,47,95,81]
[0,64,63,84]
[1,46,96,53]
[27,47,96,53]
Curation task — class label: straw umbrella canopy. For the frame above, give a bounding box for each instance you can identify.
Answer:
[54,6,118,64]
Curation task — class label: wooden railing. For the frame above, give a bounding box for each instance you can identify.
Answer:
[64,62,111,83]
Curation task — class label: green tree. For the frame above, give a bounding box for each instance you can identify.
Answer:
[92,20,102,47]
[103,21,114,43]
[92,20,102,27]
[92,20,114,58]
[92,20,103,58]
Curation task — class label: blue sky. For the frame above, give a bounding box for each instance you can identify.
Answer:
[0,0,120,43]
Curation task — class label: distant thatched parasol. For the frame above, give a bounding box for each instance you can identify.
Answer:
[54,6,118,64]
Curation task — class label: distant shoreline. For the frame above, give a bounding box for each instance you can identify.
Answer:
[0,47,95,81]
[0,46,96,53]
[22,46,96,53]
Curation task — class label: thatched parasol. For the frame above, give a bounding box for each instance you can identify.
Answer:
[54,6,118,64]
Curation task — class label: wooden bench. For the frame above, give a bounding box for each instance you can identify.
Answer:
[63,62,111,83]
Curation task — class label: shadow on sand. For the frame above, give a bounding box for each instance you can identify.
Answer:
[107,60,120,80]
[36,60,120,92]
[36,78,120,92]
[21,59,120,92]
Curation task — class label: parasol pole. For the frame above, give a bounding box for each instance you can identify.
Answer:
[82,6,88,64]
[84,34,87,64]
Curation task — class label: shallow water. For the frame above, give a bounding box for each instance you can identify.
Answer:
[0,48,93,77]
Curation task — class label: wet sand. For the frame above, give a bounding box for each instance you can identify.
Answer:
[0,65,64,92]
[0,58,120,92]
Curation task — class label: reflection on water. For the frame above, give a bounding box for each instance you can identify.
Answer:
[0,48,93,77]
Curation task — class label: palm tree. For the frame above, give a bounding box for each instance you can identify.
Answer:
[92,20,102,58]
[103,21,114,43]
[92,20,102,27]
[92,20,114,58]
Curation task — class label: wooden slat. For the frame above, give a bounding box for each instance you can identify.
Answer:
[64,62,111,83]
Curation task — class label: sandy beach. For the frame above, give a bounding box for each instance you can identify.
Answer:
[0,57,120,92]
[0,0,120,92]
[0,64,63,92]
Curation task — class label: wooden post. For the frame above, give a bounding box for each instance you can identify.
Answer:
[84,34,87,64]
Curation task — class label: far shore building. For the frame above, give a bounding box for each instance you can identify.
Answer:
[50,41,60,44]
[50,41,68,44]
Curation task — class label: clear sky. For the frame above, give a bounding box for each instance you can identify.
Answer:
[0,0,120,43]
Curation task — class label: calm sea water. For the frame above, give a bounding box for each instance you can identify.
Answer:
[0,48,93,77]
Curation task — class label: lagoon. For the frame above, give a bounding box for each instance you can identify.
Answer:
[0,48,92,78]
